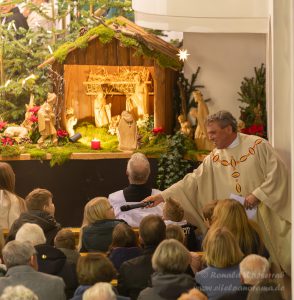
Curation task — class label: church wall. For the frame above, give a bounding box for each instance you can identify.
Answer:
[268,0,293,169]
[183,33,266,122]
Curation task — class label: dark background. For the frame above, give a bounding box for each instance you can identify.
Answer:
[9,159,159,227]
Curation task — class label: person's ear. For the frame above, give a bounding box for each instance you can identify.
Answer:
[30,255,38,271]
[227,125,233,134]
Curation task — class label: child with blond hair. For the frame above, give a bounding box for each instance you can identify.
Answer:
[162,198,200,251]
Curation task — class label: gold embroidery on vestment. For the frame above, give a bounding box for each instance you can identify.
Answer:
[211,138,264,194]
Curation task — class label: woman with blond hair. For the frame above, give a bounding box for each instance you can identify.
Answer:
[211,199,266,256]
[79,197,125,252]
[195,227,243,300]
[0,162,26,229]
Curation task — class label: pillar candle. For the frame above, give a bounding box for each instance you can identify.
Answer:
[91,139,101,150]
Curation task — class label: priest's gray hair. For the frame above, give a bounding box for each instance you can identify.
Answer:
[127,153,150,184]
[83,282,116,300]
[2,241,36,269]
[206,110,238,133]
[0,285,38,300]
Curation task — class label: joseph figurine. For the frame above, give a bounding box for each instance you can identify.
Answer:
[37,93,58,147]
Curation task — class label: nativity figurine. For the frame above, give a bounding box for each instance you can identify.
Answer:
[117,111,137,151]
[65,107,77,137]
[189,90,213,150]
[94,90,111,127]
[37,92,58,147]
[126,74,149,120]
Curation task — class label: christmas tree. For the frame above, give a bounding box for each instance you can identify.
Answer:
[238,63,267,138]
[0,0,134,123]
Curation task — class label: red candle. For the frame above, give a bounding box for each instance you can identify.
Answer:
[91,139,101,150]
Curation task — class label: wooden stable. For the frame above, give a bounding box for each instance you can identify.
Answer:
[40,17,181,133]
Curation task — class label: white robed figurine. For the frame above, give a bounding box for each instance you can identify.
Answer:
[94,91,111,127]
[117,111,137,151]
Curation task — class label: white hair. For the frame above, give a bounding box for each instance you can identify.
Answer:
[240,254,270,285]
[2,241,36,269]
[15,223,46,246]
[127,153,150,184]
[83,282,116,300]
[0,285,38,300]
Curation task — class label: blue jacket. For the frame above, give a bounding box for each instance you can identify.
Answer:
[195,265,241,300]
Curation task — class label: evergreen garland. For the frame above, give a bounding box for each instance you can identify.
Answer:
[156,132,195,190]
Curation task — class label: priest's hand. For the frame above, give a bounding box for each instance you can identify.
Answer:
[142,194,164,208]
[244,194,260,210]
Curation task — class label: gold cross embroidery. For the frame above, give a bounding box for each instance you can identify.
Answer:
[211,138,263,194]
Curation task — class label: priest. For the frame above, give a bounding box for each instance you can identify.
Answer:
[145,110,291,276]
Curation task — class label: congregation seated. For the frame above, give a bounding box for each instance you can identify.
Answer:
[15,223,78,299]
[108,153,163,227]
[0,240,66,300]
[79,197,125,252]
[6,188,61,245]
[219,254,270,300]
[118,215,166,300]
[138,239,196,300]
[163,198,201,251]
[195,227,243,300]
[54,228,80,265]
[107,223,142,271]
[0,285,38,300]
[0,162,26,229]
[71,253,128,300]
[211,199,267,256]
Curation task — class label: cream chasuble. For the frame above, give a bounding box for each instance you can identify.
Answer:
[161,133,291,275]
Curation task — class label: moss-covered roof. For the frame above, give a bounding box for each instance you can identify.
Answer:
[39,16,182,70]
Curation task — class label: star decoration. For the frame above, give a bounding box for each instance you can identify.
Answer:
[177,49,190,61]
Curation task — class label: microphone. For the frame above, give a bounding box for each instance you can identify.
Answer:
[120,201,153,212]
